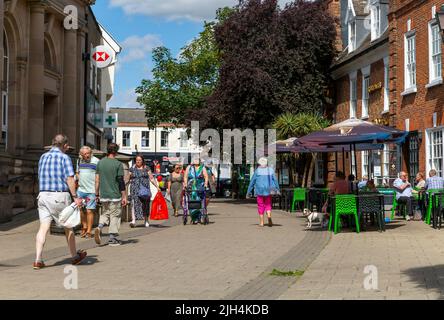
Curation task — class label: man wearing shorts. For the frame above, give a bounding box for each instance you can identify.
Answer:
[34,134,87,269]
[94,143,128,246]
[76,146,99,238]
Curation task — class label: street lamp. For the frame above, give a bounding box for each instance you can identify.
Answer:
[435,5,444,40]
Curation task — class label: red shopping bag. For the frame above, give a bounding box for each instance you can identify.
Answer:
[150,192,169,220]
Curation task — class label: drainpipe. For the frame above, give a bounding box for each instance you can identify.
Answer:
[83,12,89,147]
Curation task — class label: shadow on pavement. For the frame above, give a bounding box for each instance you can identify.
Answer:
[48,255,100,268]
[402,264,444,299]
[121,239,139,245]
[0,210,38,232]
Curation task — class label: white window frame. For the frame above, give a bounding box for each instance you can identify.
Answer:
[141,130,150,148]
[362,150,369,178]
[428,22,443,87]
[383,57,390,113]
[348,20,356,53]
[349,71,357,119]
[361,66,371,119]
[122,130,131,148]
[371,4,381,41]
[382,144,390,185]
[403,32,417,94]
[426,127,444,177]
[180,131,188,148]
[351,152,357,177]
[160,130,169,148]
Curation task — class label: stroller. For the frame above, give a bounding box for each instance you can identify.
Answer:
[182,186,209,225]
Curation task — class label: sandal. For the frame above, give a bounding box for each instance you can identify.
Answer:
[85,233,93,239]
[80,228,87,238]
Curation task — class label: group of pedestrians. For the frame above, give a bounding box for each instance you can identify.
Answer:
[33,136,222,269]
[34,136,129,269]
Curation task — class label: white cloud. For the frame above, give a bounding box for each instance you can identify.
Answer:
[119,34,163,63]
[108,87,142,108]
[109,0,294,22]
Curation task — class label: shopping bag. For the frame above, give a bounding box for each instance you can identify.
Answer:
[59,202,81,229]
[150,192,169,220]
[165,192,172,203]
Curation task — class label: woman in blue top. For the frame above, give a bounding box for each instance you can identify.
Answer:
[247,157,280,227]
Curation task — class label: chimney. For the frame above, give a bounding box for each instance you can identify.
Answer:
[324,0,345,53]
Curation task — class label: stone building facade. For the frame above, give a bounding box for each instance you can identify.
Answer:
[0,0,121,222]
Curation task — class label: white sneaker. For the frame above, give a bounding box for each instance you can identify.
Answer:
[405,215,411,221]
[145,222,150,228]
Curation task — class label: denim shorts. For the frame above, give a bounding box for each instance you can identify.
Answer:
[77,191,97,210]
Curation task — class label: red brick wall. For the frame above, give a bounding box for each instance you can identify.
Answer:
[390,0,444,175]
[327,58,387,184]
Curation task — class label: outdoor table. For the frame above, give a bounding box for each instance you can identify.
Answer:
[280,187,294,211]
[329,193,385,233]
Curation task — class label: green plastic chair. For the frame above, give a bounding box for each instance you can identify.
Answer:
[330,195,360,234]
[291,188,306,212]
[425,189,444,225]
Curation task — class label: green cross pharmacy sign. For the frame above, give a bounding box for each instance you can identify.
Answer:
[103,113,118,128]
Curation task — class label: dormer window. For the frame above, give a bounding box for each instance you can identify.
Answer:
[349,20,356,52]
[371,4,381,40]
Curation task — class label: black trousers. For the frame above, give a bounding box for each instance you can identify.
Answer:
[397,196,412,216]
[139,196,151,220]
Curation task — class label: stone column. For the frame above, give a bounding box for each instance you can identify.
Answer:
[62,28,78,149]
[27,1,45,149]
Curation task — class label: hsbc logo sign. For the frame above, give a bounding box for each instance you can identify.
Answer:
[91,45,114,69]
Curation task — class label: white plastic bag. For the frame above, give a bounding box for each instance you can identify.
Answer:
[165,192,171,203]
[59,202,81,229]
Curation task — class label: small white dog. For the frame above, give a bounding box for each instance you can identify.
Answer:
[304,208,324,229]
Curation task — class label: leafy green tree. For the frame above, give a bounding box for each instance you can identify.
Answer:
[201,0,337,130]
[136,7,234,128]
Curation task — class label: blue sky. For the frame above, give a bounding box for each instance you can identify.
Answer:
[91,0,291,109]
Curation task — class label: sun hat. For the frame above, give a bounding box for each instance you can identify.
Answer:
[258,157,268,167]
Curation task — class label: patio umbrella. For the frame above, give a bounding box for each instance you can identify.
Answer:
[293,118,408,182]
[295,118,408,147]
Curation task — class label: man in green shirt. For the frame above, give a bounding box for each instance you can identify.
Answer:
[94,143,128,246]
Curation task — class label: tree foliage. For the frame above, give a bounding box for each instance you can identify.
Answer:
[136,7,234,128]
[198,0,337,130]
[273,112,330,140]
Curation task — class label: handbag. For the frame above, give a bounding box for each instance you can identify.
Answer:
[59,202,81,229]
[267,168,279,196]
[150,192,169,220]
[135,168,151,199]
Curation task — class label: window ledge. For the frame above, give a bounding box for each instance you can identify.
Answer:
[381,110,390,115]
[401,86,417,96]
[361,115,369,120]
[426,78,443,89]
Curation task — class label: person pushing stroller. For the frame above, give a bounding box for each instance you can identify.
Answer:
[183,157,209,224]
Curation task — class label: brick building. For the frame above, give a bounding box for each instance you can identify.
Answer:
[326,0,399,186]
[389,0,444,181]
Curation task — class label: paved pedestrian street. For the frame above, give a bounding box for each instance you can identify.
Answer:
[2,200,444,300]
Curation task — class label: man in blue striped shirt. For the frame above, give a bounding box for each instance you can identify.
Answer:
[34,134,87,270]
[425,169,444,190]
